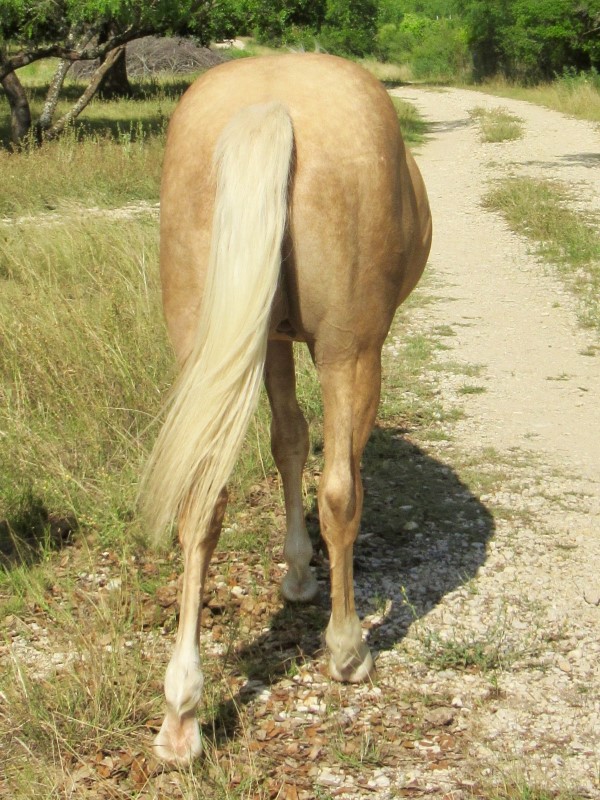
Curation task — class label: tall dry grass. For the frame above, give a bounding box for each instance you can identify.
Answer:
[472,70,600,123]
[0,213,170,549]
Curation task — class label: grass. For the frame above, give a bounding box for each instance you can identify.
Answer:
[360,58,413,84]
[473,70,600,123]
[0,109,166,216]
[418,626,520,673]
[0,213,169,553]
[470,106,524,142]
[484,176,600,332]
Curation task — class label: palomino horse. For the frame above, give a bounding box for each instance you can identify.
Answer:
[141,53,431,763]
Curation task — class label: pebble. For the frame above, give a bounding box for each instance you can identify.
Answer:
[316,770,343,787]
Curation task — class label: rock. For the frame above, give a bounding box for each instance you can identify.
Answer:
[425,707,456,727]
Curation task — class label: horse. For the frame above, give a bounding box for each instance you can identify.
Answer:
[141,52,432,763]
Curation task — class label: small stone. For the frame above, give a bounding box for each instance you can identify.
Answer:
[425,707,455,727]
[316,770,342,787]
[556,656,572,674]
[583,588,600,606]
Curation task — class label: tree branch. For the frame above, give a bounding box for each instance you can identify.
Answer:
[0,26,154,81]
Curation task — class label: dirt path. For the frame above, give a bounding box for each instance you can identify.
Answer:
[392,87,600,480]
[385,86,600,796]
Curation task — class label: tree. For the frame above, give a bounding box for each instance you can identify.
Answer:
[244,0,377,55]
[321,0,379,55]
[0,0,211,146]
[458,0,600,82]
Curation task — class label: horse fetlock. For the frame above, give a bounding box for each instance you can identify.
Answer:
[164,653,204,717]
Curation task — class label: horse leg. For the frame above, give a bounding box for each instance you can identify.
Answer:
[153,488,228,763]
[265,341,318,602]
[317,349,381,682]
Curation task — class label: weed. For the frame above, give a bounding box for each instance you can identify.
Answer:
[332,730,384,768]
[458,384,487,395]
[484,177,600,332]
[470,106,524,142]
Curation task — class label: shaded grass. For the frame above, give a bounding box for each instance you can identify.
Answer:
[391,96,429,145]
[484,177,600,332]
[470,106,524,142]
[0,69,185,148]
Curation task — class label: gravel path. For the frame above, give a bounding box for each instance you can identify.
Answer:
[384,86,600,797]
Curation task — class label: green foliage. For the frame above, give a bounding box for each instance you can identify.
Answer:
[411,17,469,80]
[459,0,600,82]
[320,0,379,56]
[242,0,377,56]
[242,0,326,45]
[0,0,210,44]
[376,12,469,81]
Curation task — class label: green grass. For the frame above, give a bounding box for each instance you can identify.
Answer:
[470,106,524,142]
[484,177,600,332]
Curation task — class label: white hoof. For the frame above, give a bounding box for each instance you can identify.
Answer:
[329,643,374,683]
[153,710,202,764]
[281,566,319,603]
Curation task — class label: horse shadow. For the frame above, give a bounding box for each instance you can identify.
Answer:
[201,423,494,744]
[0,490,76,569]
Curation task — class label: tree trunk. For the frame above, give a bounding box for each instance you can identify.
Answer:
[36,59,72,142]
[1,70,32,146]
[43,46,125,142]
[98,46,132,99]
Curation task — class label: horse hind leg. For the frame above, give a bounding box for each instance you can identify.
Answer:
[153,488,228,763]
[265,341,318,602]
[317,348,381,682]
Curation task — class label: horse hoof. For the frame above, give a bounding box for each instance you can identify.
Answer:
[153,710,202,764]
[329,645,374,683]
[281,568,319,603]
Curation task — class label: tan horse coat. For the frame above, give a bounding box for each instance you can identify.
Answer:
[141,53,431,762]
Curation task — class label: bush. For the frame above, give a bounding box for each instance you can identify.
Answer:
[376,14,470,83]
[412,19,470,82]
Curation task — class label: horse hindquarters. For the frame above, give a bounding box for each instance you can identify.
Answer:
[143,103,294,763]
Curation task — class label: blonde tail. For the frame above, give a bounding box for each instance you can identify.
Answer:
[141,102,294,546]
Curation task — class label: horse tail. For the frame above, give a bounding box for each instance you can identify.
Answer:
[141,102,294,547]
